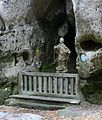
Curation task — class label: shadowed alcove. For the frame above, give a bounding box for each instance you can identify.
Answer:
[80,40,102,51]
[64,21,77,73]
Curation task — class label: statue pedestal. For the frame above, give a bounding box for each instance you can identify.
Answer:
[56,69,68,73]
[56,65,68,73]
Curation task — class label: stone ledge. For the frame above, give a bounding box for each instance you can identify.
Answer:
[5,94,81,110]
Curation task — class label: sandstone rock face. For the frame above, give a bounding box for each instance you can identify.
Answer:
[0,0,72,105]
[32,0,65,24]
[0,0,75,78]
[3,0,102,104]
[66,0,75,29]
[0,0,48,105]
[0,0,45,78]
[73,0,102,103]
[73,0,102,79]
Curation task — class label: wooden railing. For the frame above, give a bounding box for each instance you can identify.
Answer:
[19,72,80,99]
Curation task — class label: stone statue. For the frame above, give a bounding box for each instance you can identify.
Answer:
[54,37,71,72]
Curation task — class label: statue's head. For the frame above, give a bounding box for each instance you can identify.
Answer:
[60,37,64,44]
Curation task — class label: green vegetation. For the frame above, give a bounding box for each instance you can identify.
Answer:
[41,63,56,72]
[35,47,40,56]
[0,77,18,105]
[82,83,102,104]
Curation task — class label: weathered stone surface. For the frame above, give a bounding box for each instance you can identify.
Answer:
[1,0,102,105]
[0,76,18,105]
[66,0,75,29]
[0,112,42,120]
[58,20,68,37]
[0,0,75,78]
[32,0,65,23]
[73,0,102,79]
[0,0,70,105]
[0,0,45,78]
[0,0,46,104]
[72,0,102,103]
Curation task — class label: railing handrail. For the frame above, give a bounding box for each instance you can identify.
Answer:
[18,71,81,100]
[21,71,79,78]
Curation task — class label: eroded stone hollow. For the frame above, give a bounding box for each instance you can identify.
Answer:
[80,40,102,51]
[22,51,29,61]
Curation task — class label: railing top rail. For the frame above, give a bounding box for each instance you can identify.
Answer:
[20,71,79,78]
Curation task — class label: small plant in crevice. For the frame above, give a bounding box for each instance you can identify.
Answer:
[41,63,56,73]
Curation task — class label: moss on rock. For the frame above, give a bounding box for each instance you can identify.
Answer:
[81,83,102,104]
[41,63,56,72]
[0,77,18,105]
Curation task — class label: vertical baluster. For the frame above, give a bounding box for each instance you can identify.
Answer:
[33,76,37,93]
[70,77,74,95]
[75,75,80,97]
[42,76,44,92]
[19,73,23,94]
[38,76,42,93]
[24,75,27,92]
[65,78,68,95]
[44,77,47,93]
[22,75,24,91]
[29,76,32,92]
[63,78,66,94]
[59,78,63,95]
[48,77,52,93]
[73,78,76,95]
[54,77,57,94]
[52,77,54,93]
